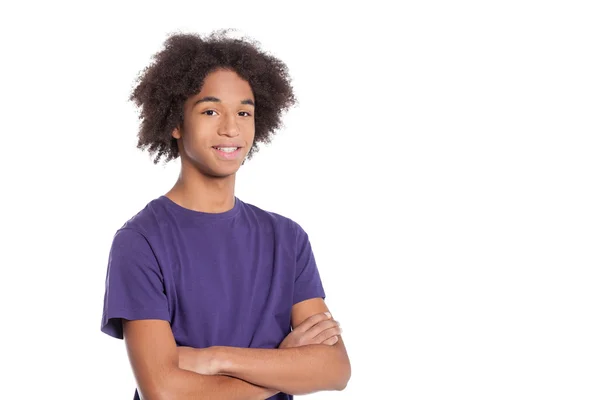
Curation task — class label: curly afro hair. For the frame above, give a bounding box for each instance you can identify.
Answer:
[130,30,297,165]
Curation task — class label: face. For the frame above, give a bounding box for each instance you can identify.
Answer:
[173,69,255,178]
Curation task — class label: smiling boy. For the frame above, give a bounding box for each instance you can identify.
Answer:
[100,31,351,399]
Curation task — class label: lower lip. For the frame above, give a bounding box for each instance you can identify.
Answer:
[212,147,243,160]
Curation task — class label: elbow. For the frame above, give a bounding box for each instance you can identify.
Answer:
[334,360,352,391]
[137,383,173,400]
[136,386,167,400]
[289,358,351,395]
[327,344,351,391]
[324,352,350,392]
[138,367,182,400]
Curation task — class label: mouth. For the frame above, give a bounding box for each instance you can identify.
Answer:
[212,146,243,160]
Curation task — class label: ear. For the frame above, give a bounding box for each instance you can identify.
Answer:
[172,126,182,139]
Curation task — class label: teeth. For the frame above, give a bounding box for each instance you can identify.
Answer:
[216,147,238,153]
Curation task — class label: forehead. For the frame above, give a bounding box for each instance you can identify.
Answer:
[197,69,253,99]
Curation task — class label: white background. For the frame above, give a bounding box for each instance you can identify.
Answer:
[1,1,599,399]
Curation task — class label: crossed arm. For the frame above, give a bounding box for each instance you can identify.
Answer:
[123,298,351,400]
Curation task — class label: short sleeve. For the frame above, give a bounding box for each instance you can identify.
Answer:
[293,223,326,305]
[100,228,170,339]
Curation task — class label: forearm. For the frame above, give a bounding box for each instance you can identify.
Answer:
[156,368,277,400]
[215,343,351,395]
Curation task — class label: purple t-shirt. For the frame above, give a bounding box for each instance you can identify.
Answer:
[101,195,325,400]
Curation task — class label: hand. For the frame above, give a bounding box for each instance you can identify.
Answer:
[178,346,220,375]
[279,312,342,349]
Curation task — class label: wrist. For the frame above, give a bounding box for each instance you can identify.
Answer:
[212,346,233,375]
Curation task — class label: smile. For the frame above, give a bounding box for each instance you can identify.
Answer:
[214,147,239,153]
[212,146,243,160]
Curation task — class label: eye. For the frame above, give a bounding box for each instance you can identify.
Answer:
[202,110,218,116]
[238,111,252,117]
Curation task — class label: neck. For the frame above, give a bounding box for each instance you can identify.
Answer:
[165,162,237,213]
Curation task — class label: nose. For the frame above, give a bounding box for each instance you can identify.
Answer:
[217,113,240,137]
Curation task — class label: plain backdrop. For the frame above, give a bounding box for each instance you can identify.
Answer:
[1,1,599,399]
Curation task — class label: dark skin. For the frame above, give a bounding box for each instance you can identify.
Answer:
[165,68,255,212]
[123,69,351,399]
[130,31,297,165]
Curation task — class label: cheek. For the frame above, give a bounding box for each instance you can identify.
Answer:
[180,135,208,163]
[181,132,197,151]
[245,120,256,138]
[182,120,210,147]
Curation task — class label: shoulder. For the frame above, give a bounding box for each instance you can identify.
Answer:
[238,199,306,237]
[112,197,165,241]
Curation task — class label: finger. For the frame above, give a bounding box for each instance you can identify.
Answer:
[305,319,340,338]
[293,312,333,333]
[321,335,339,346]
[313,326,342,344]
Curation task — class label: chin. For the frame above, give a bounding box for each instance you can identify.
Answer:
[206,164,241,178]
[189,156,241,178]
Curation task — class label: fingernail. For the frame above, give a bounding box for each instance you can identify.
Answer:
[325,312,332,318]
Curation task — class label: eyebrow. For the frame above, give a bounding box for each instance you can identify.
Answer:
[193,96,255,106]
